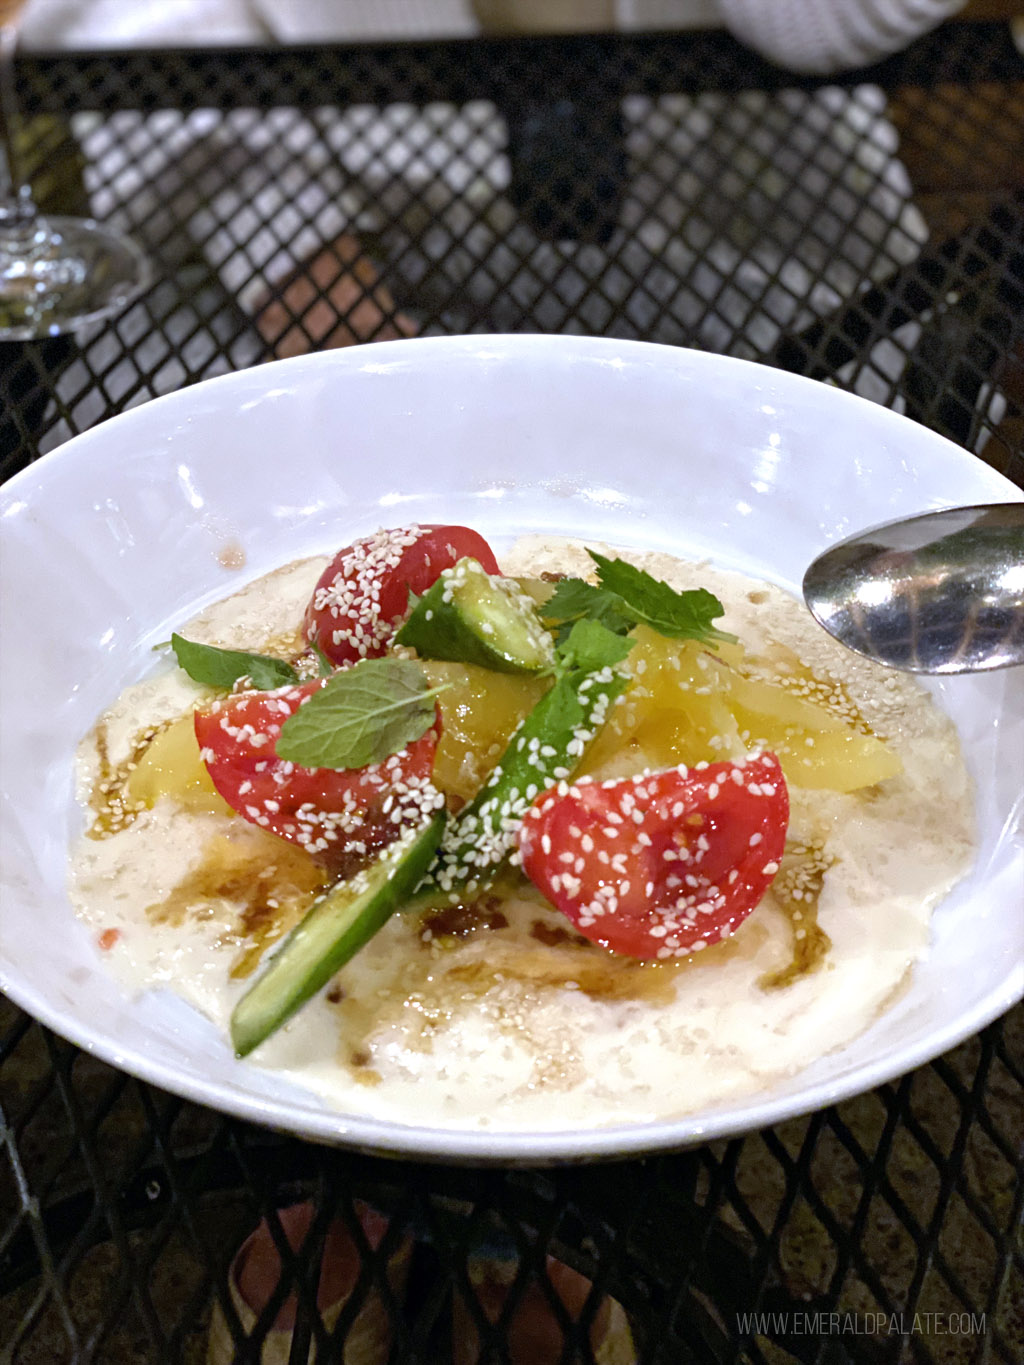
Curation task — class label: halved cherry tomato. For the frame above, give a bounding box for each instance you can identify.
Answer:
[518,753,788,960]
[194,679,439,868]
[305,524,501,666]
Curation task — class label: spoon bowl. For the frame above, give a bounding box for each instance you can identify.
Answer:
[803,503,1024,674]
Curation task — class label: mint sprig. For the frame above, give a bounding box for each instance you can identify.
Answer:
[543,550,736,649]
[589,550,737,644]
[543,577,635,644]
[554,618,634,675]
[276,658,445,770]
[171,634,299,690]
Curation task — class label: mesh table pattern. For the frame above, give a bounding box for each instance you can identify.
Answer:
[1,20,1022,1365]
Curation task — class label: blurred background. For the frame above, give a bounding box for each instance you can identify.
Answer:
[18,0,724,50]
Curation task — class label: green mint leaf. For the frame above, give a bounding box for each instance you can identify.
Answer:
[542,577,635,640]
[276,657,443,770]
[171,634,299,690]
[537,672,587,736]
[556,618,634,674]
[588,550,737,645]
[311,642,334,678]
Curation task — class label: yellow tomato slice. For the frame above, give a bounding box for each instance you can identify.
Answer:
[125,715,233,815]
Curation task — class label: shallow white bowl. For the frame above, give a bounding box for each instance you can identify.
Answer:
[1,336,1021,1163]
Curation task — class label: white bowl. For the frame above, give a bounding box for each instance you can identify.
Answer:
[1,336,1021,1162]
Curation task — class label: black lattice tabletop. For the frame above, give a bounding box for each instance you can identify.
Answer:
[1,20,1022,1365]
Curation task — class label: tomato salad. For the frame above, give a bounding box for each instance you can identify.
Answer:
[174,524,792,1056]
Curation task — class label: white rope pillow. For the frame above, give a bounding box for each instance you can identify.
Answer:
[717,0,967,73]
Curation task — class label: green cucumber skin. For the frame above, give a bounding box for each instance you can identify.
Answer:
[396,563,553,674]
[230,810,446,1057]
[411,668,628,908]
[396,585,521,672]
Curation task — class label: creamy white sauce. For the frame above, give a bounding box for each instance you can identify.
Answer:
[68,539,975,1130]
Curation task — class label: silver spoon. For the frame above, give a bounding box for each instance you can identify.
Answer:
[803,503,1024,674]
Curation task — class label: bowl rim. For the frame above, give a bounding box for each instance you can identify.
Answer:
[6,333,1024,506]
[2,334,1022,1164]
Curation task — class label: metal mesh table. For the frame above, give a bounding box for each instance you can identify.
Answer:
[1,20,1022,1365]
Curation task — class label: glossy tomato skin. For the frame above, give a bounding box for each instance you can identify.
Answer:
[518,753,788,960]
[194,679,439,867]
[304,524,501,666]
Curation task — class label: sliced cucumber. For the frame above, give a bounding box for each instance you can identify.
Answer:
[395,557,555,674]
[231,810,445,1057]
[410,665,628,909]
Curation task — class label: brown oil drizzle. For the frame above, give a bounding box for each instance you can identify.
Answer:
[86,720,169,838]
[420,897,509,942]
[417,892,686,1004]
[349,1056,382,1086]
[329,886,779,1089]
[327,993,386,1083]
[145,829,329,978]
[414,897,769,1022]
[258,626,307,662]
[444,941,681,1005]
[329,909,774,1093]
[529,920,589,949]
[759,838,833,989]
[216,540,246,570]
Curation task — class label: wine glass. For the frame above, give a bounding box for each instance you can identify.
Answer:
[0,0,150,339]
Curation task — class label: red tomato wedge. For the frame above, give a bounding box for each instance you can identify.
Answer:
[304,524,501,666]
[518,753,788,960]
[194,679,439,865]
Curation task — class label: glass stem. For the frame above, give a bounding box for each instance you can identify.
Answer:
[0,19,36,228]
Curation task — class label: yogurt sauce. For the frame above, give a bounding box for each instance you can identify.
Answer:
[68,538,975,1131]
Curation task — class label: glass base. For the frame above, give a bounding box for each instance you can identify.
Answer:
[0,214,151,340]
